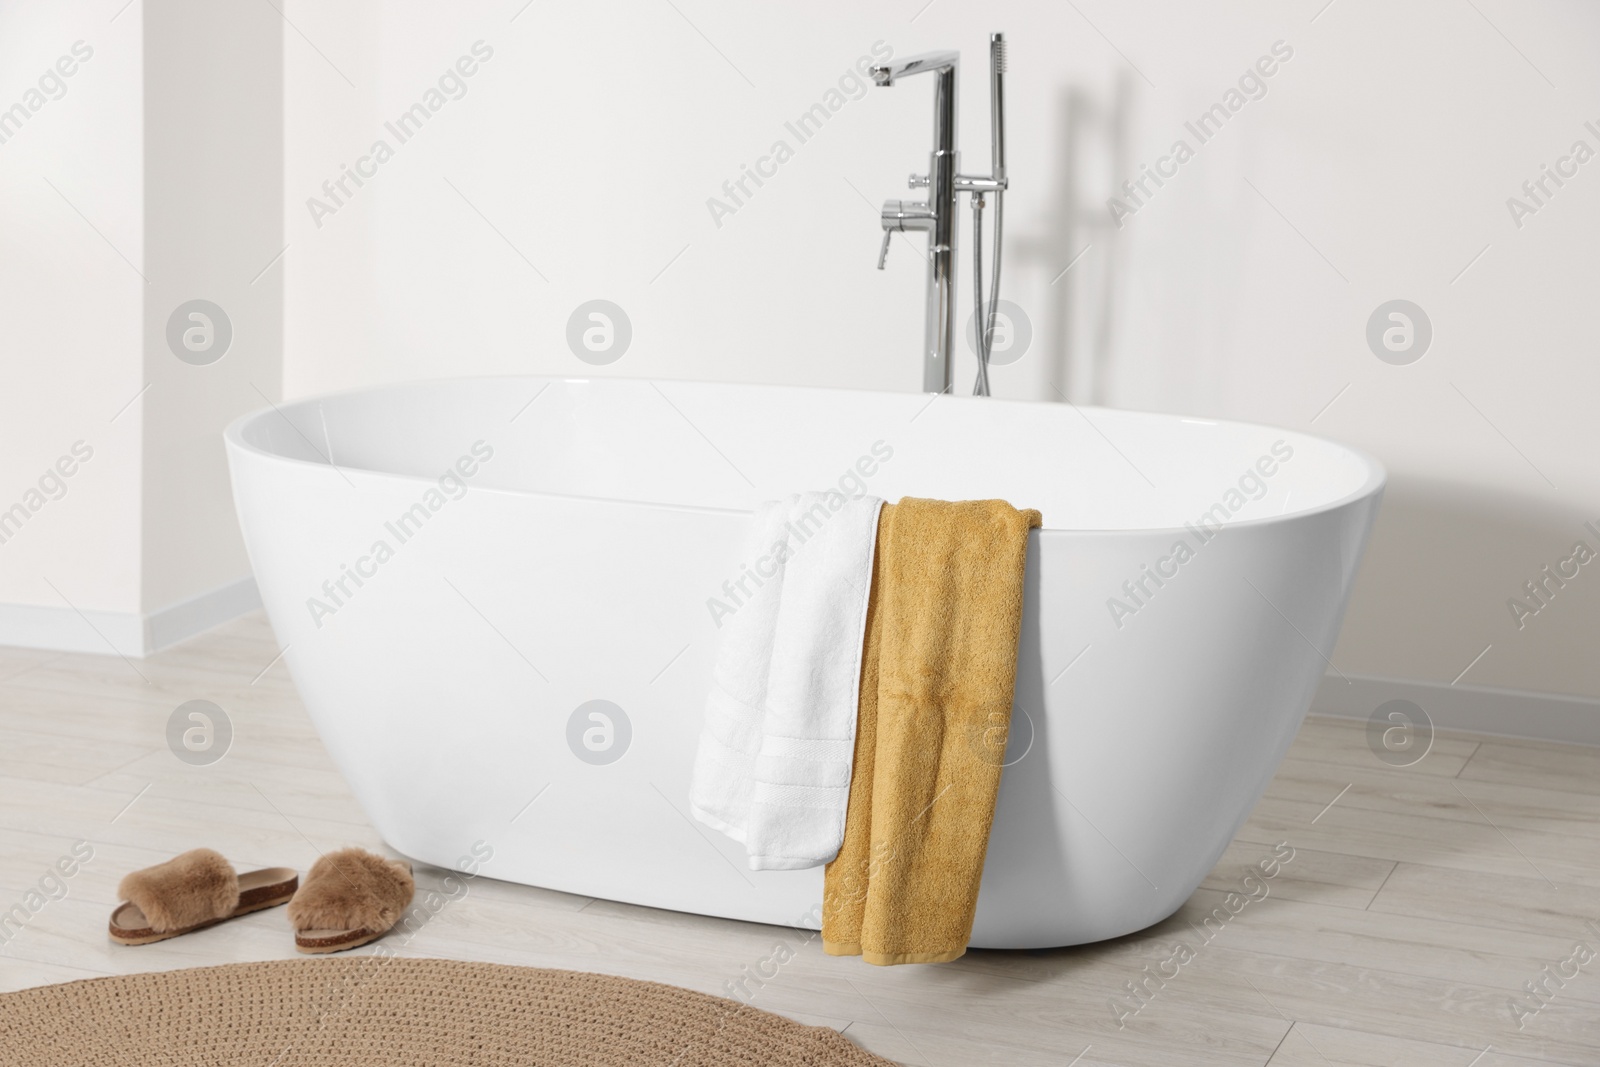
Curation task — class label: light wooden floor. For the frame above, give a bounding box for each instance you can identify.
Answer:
[2,612,1598,1065]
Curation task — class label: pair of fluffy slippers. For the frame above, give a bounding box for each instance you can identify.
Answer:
[109,847,414,953]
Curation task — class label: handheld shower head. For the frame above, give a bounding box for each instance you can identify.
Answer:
[989,33,1007,182]
[973,32,1008,397]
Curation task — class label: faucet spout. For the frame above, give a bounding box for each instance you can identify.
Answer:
[870,50,959,87]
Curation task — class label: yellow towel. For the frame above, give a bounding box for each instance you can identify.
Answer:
[822,497,1041,965]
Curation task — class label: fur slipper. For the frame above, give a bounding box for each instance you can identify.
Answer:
[286,847,415,954]
[109,849,298,945]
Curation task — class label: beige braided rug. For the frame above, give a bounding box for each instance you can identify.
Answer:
[0,957,898,1065]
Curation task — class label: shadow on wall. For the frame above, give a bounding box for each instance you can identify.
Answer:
[1335,476,1600,701]
[1009,77,1131,406]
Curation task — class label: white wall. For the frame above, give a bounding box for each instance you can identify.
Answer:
[281,0,1600,709]
[1099,0,1600,708]
[0,2,145,627]
[0,0,280,655]
[141,0,283,618]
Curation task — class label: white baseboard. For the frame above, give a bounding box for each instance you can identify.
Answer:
[1312,673,1600,747]
[0,601,145,659]
[0,576,260,659]
[144,576,261,653]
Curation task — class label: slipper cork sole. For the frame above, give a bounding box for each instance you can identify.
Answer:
[109,868,299,945]
[294,927,388,954]
[293,860,414,955]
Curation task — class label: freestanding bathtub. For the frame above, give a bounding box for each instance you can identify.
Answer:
[225,376,1384,948]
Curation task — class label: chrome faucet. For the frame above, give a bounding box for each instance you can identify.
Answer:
[874,34,1008,395]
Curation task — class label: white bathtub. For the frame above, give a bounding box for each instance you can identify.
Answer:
[225,376,1383,948]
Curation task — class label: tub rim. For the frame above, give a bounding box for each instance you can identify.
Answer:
[224,374,1388,539]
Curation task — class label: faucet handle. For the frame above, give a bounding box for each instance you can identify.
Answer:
[879,198,933,268]
[908,173,929,189]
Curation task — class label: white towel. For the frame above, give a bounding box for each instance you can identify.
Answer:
[690,490,883,870]
[689,498,790,846]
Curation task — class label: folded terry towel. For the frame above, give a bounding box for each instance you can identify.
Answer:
[822,497,1041,965]
[690,491,885,870]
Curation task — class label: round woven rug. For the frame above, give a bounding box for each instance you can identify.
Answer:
[0,957,897,1065]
